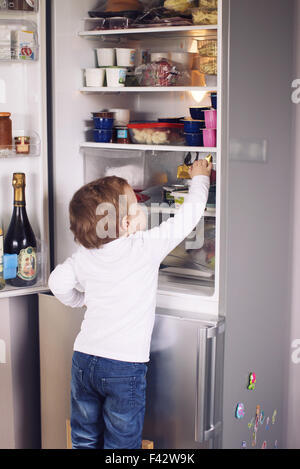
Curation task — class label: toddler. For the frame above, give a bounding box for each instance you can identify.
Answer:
[48,159,212,450]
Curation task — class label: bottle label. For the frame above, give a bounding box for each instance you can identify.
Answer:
[17,247,37,281]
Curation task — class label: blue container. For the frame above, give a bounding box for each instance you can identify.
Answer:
[93,117,114,130]
[185,132,204,147]
[211,93,217,109]
[189,107,211,120]
[93,129,113,143]
[182,119,205,133]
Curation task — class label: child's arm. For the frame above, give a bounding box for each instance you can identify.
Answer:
[142,160,212,263]
[48,256,85,308]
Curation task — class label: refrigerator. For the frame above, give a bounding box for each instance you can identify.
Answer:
[0,0,294,450]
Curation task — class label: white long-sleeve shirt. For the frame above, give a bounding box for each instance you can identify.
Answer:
[48,175,210,363]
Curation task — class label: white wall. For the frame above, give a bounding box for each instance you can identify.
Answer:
[286,0,300,450]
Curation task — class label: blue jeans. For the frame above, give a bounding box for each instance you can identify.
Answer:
[70,351,148,449]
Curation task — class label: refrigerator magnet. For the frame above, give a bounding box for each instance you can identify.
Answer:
[266,417,270,430]
[272,410,277,425]
[241,441,247,449]
[235,403,245,420]
[248,417,254,430]
[259,411,265,425]
[247,372,256,391]
[261,441,267,449]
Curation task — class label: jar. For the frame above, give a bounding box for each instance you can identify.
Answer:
[15,136,30,154]
[116,126,130,144]
[0,113,12,150]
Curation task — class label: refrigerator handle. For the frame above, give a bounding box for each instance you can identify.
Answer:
[195,322,225,443]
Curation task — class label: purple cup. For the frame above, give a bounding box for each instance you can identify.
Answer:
[204,110,217,129]
[203,128,216,147]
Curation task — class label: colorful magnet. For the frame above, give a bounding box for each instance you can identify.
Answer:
[259,411,265,425]
[254,417,259,433]
[235,403,245,420]
[261,441,267,449]
[256,405,261,418]
[247,372,257,391]
[272,410,277,425]
[252,431,257,447]
[266,417,270,431]
[248,417,254,430]
[274,440,278,449]
[241,441,247,449]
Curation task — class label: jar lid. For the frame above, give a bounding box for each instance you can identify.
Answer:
[0,112,11,117]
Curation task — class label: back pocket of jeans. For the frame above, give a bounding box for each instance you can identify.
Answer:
[102,376,137,411]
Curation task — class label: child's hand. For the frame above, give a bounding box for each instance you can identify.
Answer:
[189,159,213,178]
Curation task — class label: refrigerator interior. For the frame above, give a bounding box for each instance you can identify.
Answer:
[0,2,49,297]
[51,0,223,315]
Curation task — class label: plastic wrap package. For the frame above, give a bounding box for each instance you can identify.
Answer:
[135,59,180,86]
[192,7,218,25]
[164,0,195,13]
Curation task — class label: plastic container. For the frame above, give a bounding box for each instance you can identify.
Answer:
[93,129,113,143]
[150,52,169,62]
[168,52,194,70]
[182,119,205,133]
[96,48,115,67]
[108,17,132,30]
[198,56,217,75]
[106,67,127,87]
[203,128,216,147]
[204,110,217,129]
[109,109,130,126]
[93,117,114,130]
[158,117,184,123]
[192,7,218,25]
[128,122,185,146]
[92,111,114,118]
[185,132,204,147]
[85,68,105,87]
[190,106,211,120]
[116,48,136,67]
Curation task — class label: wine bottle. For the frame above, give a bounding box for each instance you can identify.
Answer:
[4,173,37,287]
[0,227,5,291]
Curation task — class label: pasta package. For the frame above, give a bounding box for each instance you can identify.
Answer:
[192,8,218,25]
[164,0,195,13]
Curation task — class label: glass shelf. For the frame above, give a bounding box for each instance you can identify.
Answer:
[0,130,41,158]
[0,17,39,61]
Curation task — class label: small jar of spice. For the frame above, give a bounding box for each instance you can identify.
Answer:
[0,113,12,150]
[116,126,130,144]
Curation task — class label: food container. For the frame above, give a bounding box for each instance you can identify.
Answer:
[0,112,12,149]
[109,109,130,126]
[204,110,217,129]
[92,111,114,119]
[116,48,136,67]
[169,52,194,70]
[15,136,30,154]
[198,39,217,57]
[190,106,211,120]
[116,126,130,144]
[93,129,113,143]
[192,7,218,25]
[128,122,185,146]
[93,117,114,130]
[198,0,218,8]
[203,128,216,147]
[136,60,179,87]
[105,67,127,87]
[96,48,115,67]
[211,92,217,109]
[182,119,205,133]
[158,117,184,123]
[108,17,132,29]
[185,132,204,147]
[85,68,105,87]
[171,191,189,209]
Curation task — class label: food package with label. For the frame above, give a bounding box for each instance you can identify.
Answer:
[164,0,195,13]
[192,7,218,25]
[11,30,36,60]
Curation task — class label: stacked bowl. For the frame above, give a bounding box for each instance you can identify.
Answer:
[184,105,217,147]
[92,112,114,143]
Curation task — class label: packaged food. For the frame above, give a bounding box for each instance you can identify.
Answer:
[11,30,36,60]
[108,17,132,29]
[128,123,185,146]
[116,126,130,144]
[198,39,217,57]
[164,0,195,13]
[135,60,180,87]
[198,0,218,8]
[198,56,217,75]
[192,8,218,25]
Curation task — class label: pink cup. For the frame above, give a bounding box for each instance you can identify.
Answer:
[203,128,216,147]
[204,110,217,129]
